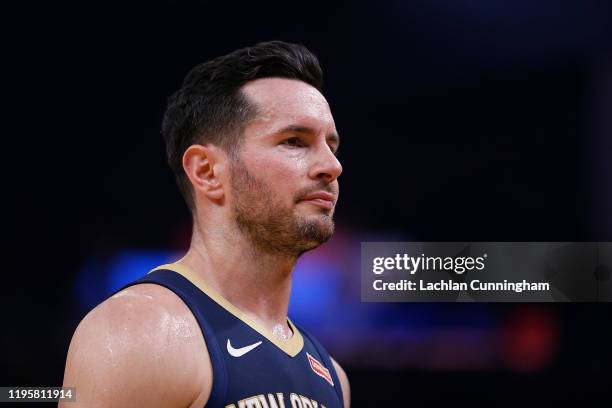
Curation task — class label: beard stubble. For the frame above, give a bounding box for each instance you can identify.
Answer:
[230,158,336,257]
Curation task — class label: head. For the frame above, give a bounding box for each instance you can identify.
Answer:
[162,41,342,256]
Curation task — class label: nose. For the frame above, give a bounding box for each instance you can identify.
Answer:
[308,142,343,183]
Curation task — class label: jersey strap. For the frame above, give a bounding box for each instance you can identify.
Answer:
[296,324,344,406]
[113,269,228,407]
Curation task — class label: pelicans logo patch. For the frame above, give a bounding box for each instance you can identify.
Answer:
[306,353,334,386]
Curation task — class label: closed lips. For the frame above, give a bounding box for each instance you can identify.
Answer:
[299,192,335,209]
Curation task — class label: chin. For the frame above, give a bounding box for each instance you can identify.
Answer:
[296,236,331,256]
[302,207,334,220]
[297,217,335,246]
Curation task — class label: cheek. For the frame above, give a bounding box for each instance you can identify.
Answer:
[262,160,304,202]
[240,147,308,200]
[289,152,310,171]
[261,151,307,180]
[269,167,298,192]
[273,161,306,179]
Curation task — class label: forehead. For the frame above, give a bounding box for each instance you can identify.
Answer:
[241,77,335,134]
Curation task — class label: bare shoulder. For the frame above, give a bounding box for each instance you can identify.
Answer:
[331,357,351,408]
[61,283,211,408]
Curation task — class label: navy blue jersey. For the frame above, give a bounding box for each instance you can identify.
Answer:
[113,263,344,408]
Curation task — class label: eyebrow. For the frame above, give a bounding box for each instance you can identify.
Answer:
[279,124,341,149]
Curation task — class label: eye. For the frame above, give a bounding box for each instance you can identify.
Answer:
[282,137,304,148]
[329,145,339,156]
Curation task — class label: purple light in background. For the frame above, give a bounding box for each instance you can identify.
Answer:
[74,250,178,311]
[72,233,519,372]
[104,250,178,293]
[290,252,343,326]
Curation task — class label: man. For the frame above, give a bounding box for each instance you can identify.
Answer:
[62,41,350,408]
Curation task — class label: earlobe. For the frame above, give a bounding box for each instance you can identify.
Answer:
[182,145,225,203]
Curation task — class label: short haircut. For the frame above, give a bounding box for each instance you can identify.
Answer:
[161,40,324,210]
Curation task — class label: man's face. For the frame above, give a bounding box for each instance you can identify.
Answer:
[228,77,342,256]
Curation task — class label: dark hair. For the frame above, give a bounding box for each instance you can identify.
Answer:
[161,40,324,210]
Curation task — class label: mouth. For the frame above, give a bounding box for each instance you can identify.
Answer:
[298,192,336,210]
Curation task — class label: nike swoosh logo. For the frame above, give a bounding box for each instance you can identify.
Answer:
[226,339,263,357]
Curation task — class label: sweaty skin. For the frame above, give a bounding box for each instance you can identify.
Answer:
[61,78,350,408]
[62,284,211,407]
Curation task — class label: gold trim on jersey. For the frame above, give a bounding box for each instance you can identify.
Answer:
[149,262,304,357]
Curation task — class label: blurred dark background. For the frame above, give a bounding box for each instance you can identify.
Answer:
[3,0,612,405]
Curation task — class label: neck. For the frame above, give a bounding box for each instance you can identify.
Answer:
[177,216,298,333]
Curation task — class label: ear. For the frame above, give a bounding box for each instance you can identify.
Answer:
[182,144,226,203]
